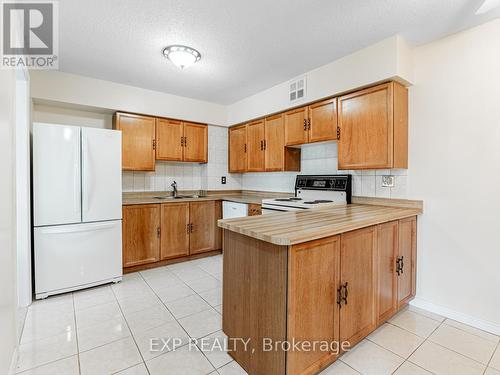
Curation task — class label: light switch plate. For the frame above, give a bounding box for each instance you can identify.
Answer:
[382,175,395,187]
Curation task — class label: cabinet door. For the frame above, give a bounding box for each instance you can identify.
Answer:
[377,221,398,324]
[156,119,183,161]
[160,203,190,260]
[287,237,340,375]
[229,125,247,173]
[190,201,216,254]
[308,98,338,143]
[340,226,377,347]
[248,204,262,216]
[398,217,417,307]
[246,120,265,172]
[183,122,208,162]
[114,113,156,171]
[214,201,222,250]
[264,114,285,172]
[284,107,308,146]
[122,204,160,268]
[338,83,393,169]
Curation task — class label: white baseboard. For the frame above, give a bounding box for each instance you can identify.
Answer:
[410,298,500,336]
[8,347,18,375]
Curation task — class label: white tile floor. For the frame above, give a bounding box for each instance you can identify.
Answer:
[16,254,500,375]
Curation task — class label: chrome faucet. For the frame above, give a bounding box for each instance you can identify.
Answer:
[171,181,178,198]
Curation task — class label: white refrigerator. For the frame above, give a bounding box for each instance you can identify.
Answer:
[33,123,123,299]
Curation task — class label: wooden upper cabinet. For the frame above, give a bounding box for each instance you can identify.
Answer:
[229,125,247,173]
[122,204,160,268]
[189,201,216,254]
[284,107,308,146]
[264,114,285,172]
[247,120,265,172]
[114,113,156,171]
[338,82,408,170]
[377,221,398,324]
[183,122,208,163]
[340,226,377,347]
[160,203,190,260]
[398,216,417,307]
[287,236,340,375]
[308,98,338,143]
[156,119,183,161]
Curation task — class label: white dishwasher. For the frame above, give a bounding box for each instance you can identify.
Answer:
[222,201,248,218]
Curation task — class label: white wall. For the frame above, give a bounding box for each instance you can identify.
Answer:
[33,103,113,129]
[15,70,32,311]
[30,71,227,126]
[0,69,19,374]
[227,35,413,125]
[407,19,500,331]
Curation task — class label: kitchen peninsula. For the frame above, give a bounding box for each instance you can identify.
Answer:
[218,201,422,375]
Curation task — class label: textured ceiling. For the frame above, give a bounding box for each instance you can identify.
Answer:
[59,0,500,104]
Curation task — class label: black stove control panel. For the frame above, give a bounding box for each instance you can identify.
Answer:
[295,175,352,202]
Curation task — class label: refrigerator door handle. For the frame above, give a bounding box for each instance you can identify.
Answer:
[73,139,80,216]
[82,134,91,214]
[39,221,119,234]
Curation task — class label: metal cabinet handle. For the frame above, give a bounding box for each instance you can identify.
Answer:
[307,118,311,130]
[337,286,343,308]
[260,140,263,151]
[186,223,190,234]
[400,256,404,274]
[342,282,349,305]
[303,118,307,131]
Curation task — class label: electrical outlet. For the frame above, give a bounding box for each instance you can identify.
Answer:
[221,176,226,185]
[381,175,395,187]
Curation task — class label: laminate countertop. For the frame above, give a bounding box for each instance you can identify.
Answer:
[122,193,292,206]
[218,203,422,246]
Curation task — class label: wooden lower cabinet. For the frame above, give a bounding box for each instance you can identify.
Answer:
[190,201,216,254]
[223,216,417,375]
[398,217,417,306]
[160,203,190,260]
[377,221,399,324]
[287,237,340,375]
[248,203,262,216]
[123,200,223,271]
[122,204,160,268]
[339,227,377,348]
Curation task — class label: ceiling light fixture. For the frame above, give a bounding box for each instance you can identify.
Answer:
[475,0,500,14]
[162,45,201,69]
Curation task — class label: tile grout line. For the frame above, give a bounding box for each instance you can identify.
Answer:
[109,281,152,375]
[388,316,445,375]
[482,340,499,375]
[139,260,223,372]
[137,270,213,369]
[72,292,82,375]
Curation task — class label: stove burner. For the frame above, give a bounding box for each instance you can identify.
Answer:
[289,198,302,201]
[304,200,334,204]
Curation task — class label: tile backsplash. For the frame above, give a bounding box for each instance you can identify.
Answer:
[123,127,408,199]
[122,125,242,192]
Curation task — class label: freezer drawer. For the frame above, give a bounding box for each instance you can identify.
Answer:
[34,221,122,298]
